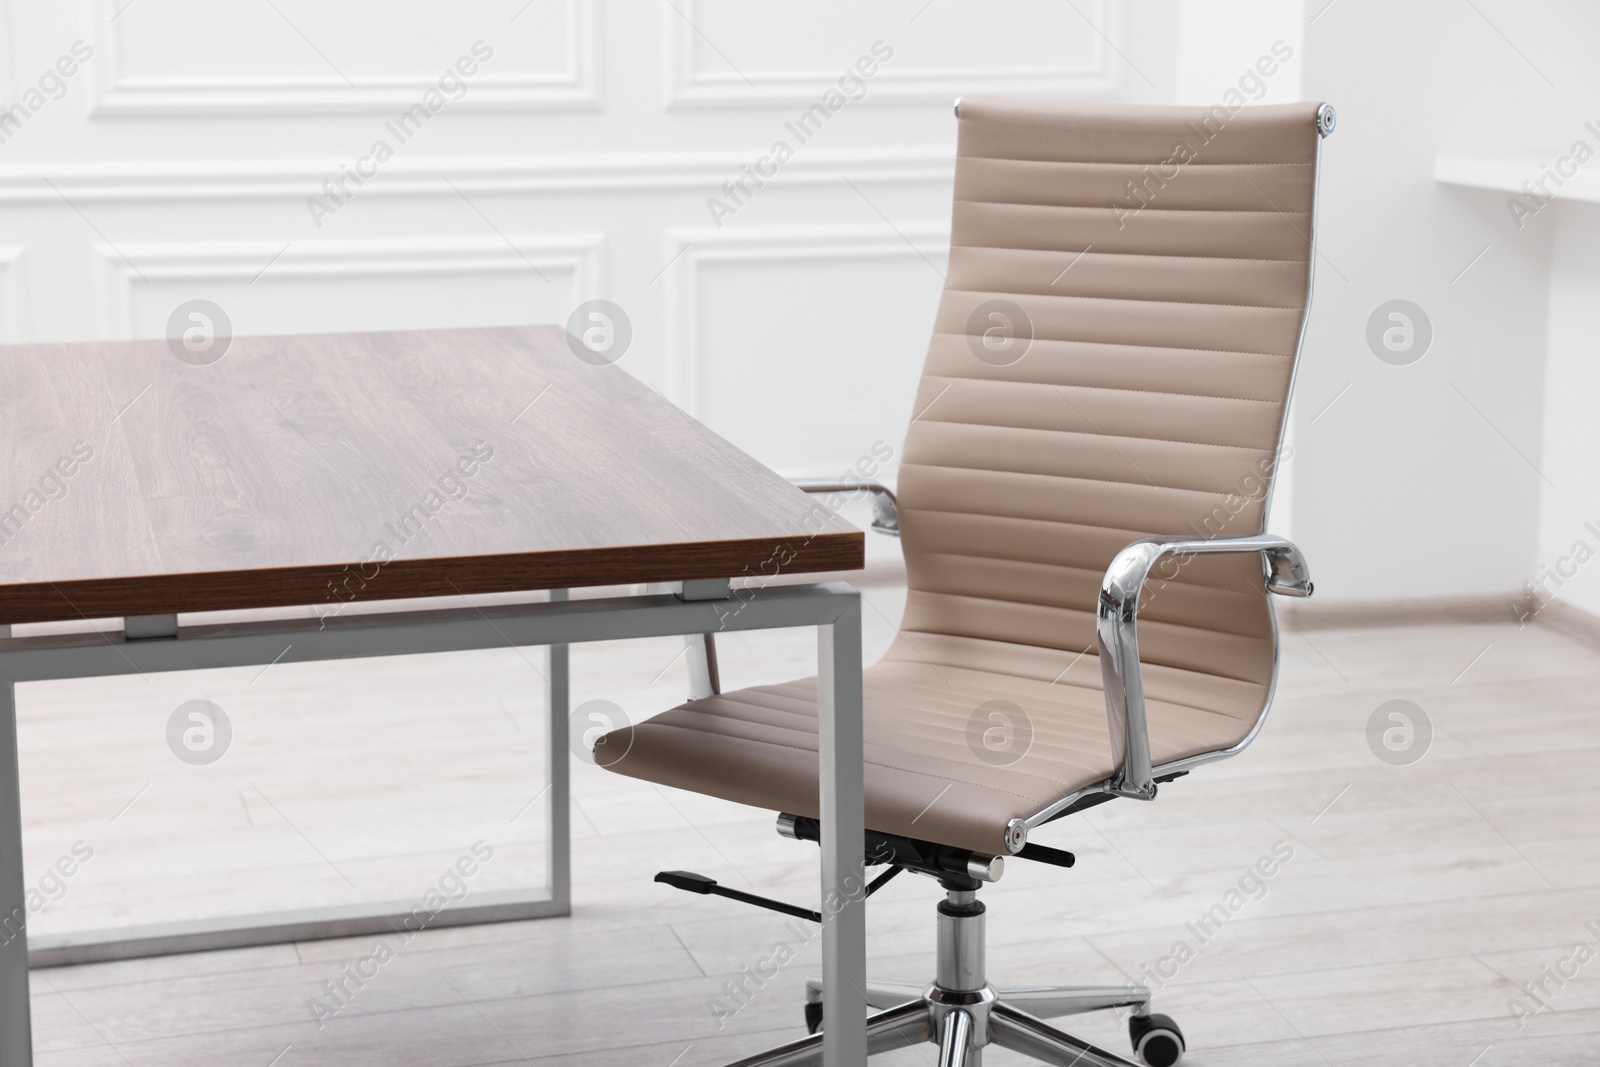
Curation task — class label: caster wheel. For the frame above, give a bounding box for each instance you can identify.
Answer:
[1129,1012,1184,1067]
[804,1001,823,1035]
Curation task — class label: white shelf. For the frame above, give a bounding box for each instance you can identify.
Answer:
[1435,153,1600,206]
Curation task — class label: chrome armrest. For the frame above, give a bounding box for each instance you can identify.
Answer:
[793,479,899,537]
[1096,533,1313,801]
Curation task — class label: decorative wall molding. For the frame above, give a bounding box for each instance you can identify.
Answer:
[661,0,1121,108]
[90,234,605,338]
[0,0,15,108]
[0,149,954,202]
[660,224,949,415]
[83,0,599,115]
[0,246,25,343]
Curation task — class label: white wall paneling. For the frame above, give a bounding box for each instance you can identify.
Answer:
[0,150,954,203]
[0,0,1139,512]
[663,225,947,479]
[0,247,25,343]
[83,0,599,115]
[91,235,604,341]
[661,0,1122,107]
[0,0,15,107]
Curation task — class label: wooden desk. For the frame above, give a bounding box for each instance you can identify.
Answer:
[0,326,870,1067]
[0,324,860,620]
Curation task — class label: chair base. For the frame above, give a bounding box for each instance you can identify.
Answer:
[720,889,1183,1067]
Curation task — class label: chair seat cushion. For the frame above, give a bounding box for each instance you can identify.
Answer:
[595,645,1263,856]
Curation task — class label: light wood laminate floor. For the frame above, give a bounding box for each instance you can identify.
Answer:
[17,581,1600,1066]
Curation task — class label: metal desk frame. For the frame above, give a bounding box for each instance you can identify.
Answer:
[0,581,868,1067]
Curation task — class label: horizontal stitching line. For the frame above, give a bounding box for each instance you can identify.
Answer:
[915,591,1273,643]
[904,532,1272,582]
[950,246,1308,267]
[908,601,1267,675]
[919,367,1281,403]
[928,330,1290,359]
[886,623,1269,672]
[673,686,1234,788]
[901,460,1237,498]
[880,641,1266,719]
[865,675,1112,716]
[705,682,1114,736]
[960,155,1315,168]
[913,548,1268,600]
[900,505,1194,538]
[872,645,1267,715]
[949,243,1309,265]
[724,670,1254,726]
[865,683,1109,721]
[911,415,1279,448]
[907,558,1271,623]
[927,336,1293,362]
[892,620,1267,689]
[956,199,1309,216]
[642,717,1055,802]
[737,641,1266,709]
[941,286,1301,312]
[908,588,1269,644]
[943,287,1305,309]
[909,420,1270,452]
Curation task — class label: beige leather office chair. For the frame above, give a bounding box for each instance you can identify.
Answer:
[599,96,1333,1067]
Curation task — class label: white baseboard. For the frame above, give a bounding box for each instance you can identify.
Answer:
[1278,593,1531,631]
[1532,598,1600,653]
[1278,591,1600,653]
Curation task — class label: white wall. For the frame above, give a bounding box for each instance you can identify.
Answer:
[1173,0,1305,107]
[1534,206,1600,617]
[1168,0,1307,542]
[0,0,1186,489]
[1293,0,1600,603]
[10,0,1593,612]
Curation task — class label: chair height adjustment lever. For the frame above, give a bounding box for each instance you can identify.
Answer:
[1015,842,1076,868]
[655,870,822,923]
[655,865,902,922]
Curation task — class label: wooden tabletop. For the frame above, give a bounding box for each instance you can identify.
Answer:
[0,326,862,625]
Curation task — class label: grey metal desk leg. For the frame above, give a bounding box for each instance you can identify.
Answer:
[818,592,866,1067]
[0,681,32,1067]
[547,590,571,915]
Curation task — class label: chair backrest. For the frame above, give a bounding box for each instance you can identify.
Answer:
[894,97,1327,731]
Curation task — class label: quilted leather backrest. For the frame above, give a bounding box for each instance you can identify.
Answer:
[893,97,1325,725]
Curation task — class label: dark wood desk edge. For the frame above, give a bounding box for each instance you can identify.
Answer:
[0,532,865,626]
